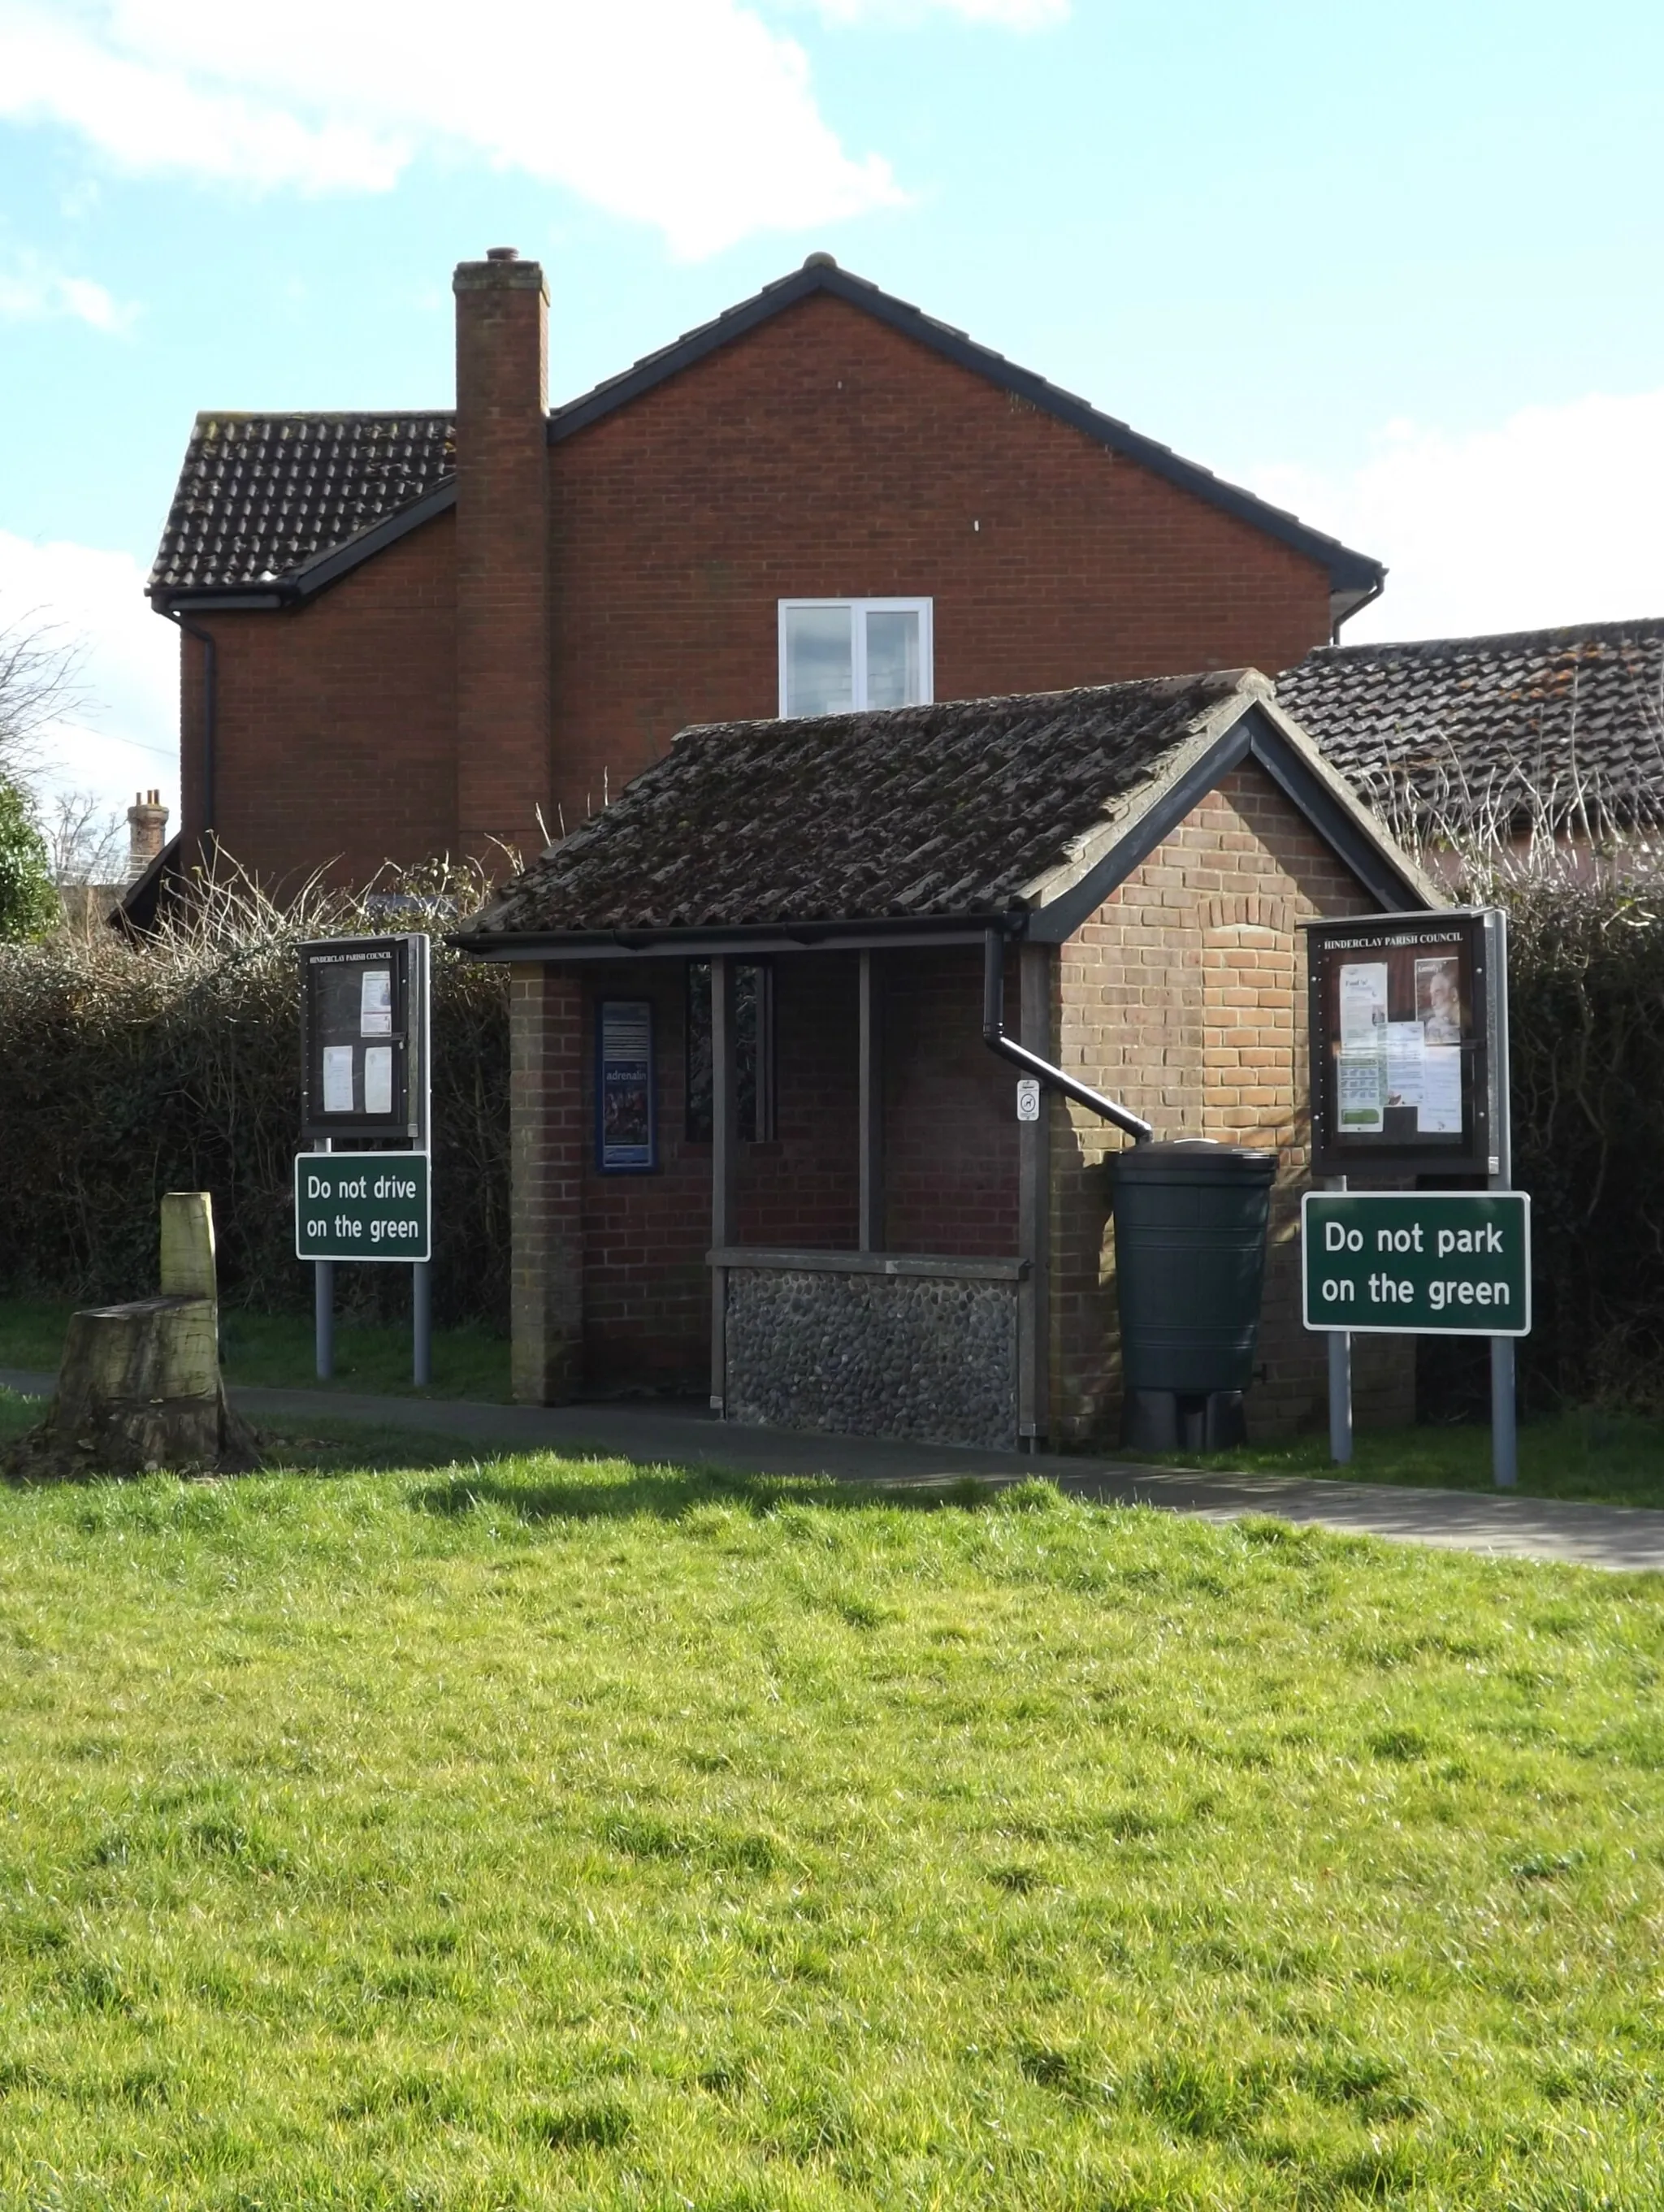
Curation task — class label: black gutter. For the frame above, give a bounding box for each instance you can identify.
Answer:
[157,605,217,848]
[1331,570,1386,642]
[982,925,1152,1144]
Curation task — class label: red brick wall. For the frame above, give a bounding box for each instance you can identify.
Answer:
[454,257,550,862]
[882,948,1020,1258]
[561,954,867,1395]
[509,964,585,1404]
[546,294,1335,831]
[178,514,458,886]
[1049,760,1414,1445]
[184,288,1337,885]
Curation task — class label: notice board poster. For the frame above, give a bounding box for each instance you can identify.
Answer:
[298,933,429,1145]
[1305,909,1504,1179]
[597,1000,656,1172]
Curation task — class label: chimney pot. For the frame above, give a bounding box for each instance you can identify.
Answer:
[126,789,170,884]
[486,245,518,262]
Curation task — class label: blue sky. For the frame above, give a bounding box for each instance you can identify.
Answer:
[3,0,1662,830]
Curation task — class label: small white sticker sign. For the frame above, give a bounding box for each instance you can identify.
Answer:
[1016,1077,1042,1123]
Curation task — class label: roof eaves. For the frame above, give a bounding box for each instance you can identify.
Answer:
[148,477,457,612]
[1016,673,1270,922]
[1248,693,1445,911]
[546,261,1384,598]
[287,478,457,599]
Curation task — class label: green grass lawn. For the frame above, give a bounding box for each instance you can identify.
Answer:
[1135,1406,1664,1513]
[0,1296,511,1402]
[1,1417,1663,2205]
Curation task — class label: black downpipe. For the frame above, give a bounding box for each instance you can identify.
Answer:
[982,926,1152,1143]
[159,606,217,849]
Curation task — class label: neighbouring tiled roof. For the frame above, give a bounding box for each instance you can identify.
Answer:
[149,413,454,593]
[1280,619,1664,835]
[466,673,1254,938]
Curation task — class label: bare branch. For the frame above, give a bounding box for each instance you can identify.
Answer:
[0,607,87,793]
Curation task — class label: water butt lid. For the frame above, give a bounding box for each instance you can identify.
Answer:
[1112,1140,1276,1185]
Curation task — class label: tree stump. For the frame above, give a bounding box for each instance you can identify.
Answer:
[5,1193,261,1480]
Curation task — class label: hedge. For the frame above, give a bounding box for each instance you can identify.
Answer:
[0,866,509,1331]
[1,850,1660,1408]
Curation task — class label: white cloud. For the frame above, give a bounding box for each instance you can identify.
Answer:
[0,249,136,332]
[0,0,916,258]
[0,533,178,825]
[1250,389,1664,643]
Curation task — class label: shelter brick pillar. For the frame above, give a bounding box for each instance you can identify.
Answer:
[454,248,550,868]
[510,964,584,1403]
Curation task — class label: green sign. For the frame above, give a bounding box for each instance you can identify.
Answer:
[294,1152,431,1263]
[1302,1193,1530,1337]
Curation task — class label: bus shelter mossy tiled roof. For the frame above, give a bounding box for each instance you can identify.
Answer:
[462,669,1433,949]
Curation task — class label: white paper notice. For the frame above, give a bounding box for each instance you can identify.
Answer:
[323,1045,355,1114]
[1385,1021,1424,1109]
[363,1045,393,1117]
[1419,1045,1462,1133]
[1339,961,1388,1043]
[1337,1048,1385,1132]
[360,969,392,1037]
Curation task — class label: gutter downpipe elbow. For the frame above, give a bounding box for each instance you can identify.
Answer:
[157,600,217,855]
[982,924,1153,1144]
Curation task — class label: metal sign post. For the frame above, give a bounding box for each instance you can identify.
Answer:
[1325,1176,1352,1465]
[296,933,433,1387]
[1302,907,1523,1487]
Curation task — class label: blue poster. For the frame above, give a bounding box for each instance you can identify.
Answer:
[597,999,656,1171]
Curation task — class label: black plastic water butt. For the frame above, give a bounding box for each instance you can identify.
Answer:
[1110,1140,1276,1452]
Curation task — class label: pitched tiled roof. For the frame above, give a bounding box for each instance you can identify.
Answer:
[149,259,1383,610]
[467,673,1266,939]
[547,258,1384,616]
[149,413,454,594]
[1280,619,1664,835]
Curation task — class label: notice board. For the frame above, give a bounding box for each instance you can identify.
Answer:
[1304,908,1506,1180]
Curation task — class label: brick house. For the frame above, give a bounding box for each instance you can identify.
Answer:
[457,669,1436,1448]
[142,249,1384,894]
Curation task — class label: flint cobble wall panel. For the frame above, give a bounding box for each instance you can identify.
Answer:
[1050,760,1414,1444]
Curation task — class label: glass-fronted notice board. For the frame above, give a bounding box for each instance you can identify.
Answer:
[298,933,429,1145]
[1304,908,1506,1180]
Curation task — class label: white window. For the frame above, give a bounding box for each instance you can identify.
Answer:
[778,599,934,718]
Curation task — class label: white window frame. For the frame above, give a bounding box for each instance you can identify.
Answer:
[777,597,934,718]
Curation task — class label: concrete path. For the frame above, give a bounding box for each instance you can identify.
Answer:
[5,1367,1662,1575]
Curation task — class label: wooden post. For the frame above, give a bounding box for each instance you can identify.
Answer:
[709,955,739,1413]
[159,1191,216,1299]
[6,1191,259,1478]
[1018,945,1051,1450]
[858,950,884,1253]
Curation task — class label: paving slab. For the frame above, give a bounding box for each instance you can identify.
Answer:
[4,1367,1662,1574]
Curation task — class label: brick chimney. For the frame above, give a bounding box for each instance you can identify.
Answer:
[453,246,551,867]
[126,789,168,881]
